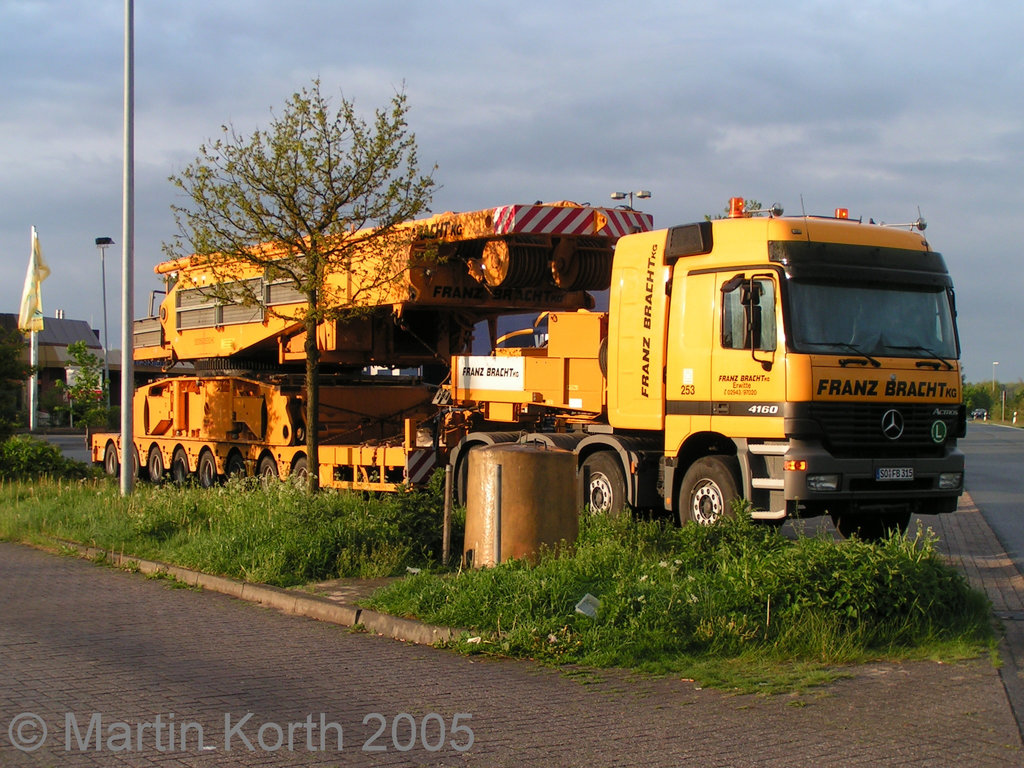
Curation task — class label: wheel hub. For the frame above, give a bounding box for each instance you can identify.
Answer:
[691,480,724,525]
[589,474,613,514]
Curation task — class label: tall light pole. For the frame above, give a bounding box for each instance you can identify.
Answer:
[120,0,135,495]
[610,189,652,210]
[96,237,113,407]
[993,361,999,394]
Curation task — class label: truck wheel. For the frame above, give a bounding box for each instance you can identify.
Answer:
[579,452,627,516]
[831,507,911,541]
[453,445,482,506]
[257,454,279,484]
[291,455,309,482]
[678,456,741,526]
[225,452,247,479]
[147,447,165,484]
[197,450,219,488]
[171,448,190,485]
[103,442,119,477]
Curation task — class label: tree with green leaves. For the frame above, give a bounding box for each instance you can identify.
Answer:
[59,340,108,428]
[962,382,993,416]
[0,327,29,441]
[165,80,435,491]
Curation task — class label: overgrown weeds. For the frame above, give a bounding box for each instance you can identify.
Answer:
[0,470,453,586]
[366,511,994,691]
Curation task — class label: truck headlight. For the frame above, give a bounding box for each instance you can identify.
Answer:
[807,474,840,491]
[938,472,963,490]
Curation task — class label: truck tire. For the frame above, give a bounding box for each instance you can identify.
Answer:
[197,449,219,488]
[830,506,911,541]
[257,454,279,484]
[579,452,627,516]
[103,442,119,477]
[453,447,478,507]
[147,446,165,484]
[678,456,741,526]
[171,448,190,485]
[225,452,247,479]
[291,455,308,482]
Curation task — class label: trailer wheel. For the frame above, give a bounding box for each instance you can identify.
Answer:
[103,442,119,477]
[171,448,190,485]
[678,456,741,526]
[131,445,145,481]
[579,452,626,516]
[291,455,308,482]
[147,446,165,484]
[225,452,247,479]
[830,506,911,541]
[257,454,279,484]
[197,449,219,488]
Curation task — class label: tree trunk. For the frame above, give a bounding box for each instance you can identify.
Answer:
[303,303,320,493]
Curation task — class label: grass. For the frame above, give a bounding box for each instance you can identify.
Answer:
[364,511,995,692]
[0,472,452,587]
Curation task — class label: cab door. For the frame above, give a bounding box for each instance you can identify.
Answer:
[664,270,718,454]
[709,272,786,439]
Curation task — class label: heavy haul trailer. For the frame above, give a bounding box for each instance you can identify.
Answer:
[91,201,654,491]
[446,200,965,538]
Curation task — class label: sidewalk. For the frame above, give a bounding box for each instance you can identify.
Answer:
[924,494,1024,736]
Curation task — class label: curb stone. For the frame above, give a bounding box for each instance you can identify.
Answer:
[46,538,459,646]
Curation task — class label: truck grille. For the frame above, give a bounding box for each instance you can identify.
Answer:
[806,403,957,458]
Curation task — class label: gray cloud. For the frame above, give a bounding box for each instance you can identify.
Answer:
[2,0,1023,380]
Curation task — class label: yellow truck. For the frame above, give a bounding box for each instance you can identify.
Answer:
[91,201,653,491]
[447,200,965,538]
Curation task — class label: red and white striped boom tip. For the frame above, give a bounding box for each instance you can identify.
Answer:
[492,204,653,240]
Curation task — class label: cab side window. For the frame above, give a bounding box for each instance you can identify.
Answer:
[722,278,776,351]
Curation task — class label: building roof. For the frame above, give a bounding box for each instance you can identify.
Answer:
[0,313,112,369]
[0,313,101,348]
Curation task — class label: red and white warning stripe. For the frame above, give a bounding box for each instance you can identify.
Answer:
[405,448,438,486]
[492,205,653,240]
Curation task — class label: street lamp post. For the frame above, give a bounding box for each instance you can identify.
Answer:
[610,190,652,210]
[993,361,999,394]
[96,237,114,407]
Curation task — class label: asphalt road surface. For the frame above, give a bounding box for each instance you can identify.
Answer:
[963,422,1024,572]
[38,432,92,465]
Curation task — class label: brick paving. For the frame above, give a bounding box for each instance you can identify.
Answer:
[1,494,1023,767]
[923,494,1024,733]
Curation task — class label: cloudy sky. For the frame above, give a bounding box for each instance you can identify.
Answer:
[2,0,1022,382]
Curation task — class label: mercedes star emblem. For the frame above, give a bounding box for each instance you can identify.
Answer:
[881,409,905,440]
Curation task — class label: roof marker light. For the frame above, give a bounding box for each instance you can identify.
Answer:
[729,197,746,218]
[835,208,849,219]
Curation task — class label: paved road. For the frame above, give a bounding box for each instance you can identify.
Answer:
[963,423,1024,570]
[1,541,1020,767]
[37,432,92,465]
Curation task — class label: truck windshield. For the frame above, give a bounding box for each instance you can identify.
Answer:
[787,281,958,361]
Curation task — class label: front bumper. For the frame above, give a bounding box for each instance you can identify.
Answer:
[784,438,964,512]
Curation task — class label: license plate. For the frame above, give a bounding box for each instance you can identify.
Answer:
[876,467,914,481]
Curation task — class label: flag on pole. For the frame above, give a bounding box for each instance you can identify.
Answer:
[18,226,50,332]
